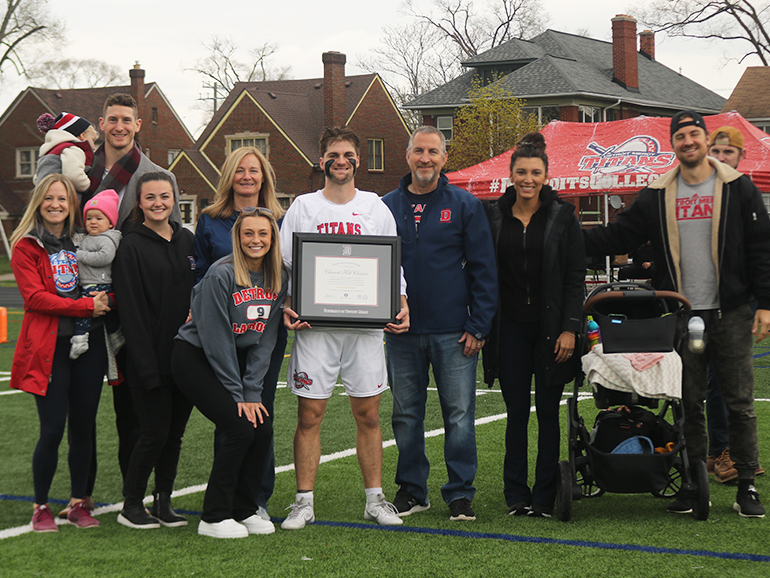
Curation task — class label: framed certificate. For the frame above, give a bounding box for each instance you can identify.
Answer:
[291,233,401,328]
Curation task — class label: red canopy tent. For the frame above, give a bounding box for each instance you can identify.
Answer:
[446,112,770,199]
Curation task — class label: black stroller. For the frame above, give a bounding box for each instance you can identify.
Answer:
[556,282,709,521]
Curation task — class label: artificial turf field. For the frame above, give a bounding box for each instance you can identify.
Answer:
[0,307,768,577]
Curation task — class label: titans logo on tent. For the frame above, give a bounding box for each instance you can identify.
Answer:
[579,136,676,175]
[50,250,78,291]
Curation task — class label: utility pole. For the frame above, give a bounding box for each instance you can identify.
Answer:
[198,82,225,114]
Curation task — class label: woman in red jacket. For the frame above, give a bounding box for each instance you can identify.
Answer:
[10,174,111,532]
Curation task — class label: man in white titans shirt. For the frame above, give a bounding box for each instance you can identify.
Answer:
[279,126,409,530]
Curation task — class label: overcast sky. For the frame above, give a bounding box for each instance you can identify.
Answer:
[1,0,759,137]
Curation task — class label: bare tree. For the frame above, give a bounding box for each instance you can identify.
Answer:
[27,58,123,89]
[358,0,547,128]
[636,0,770,65]
[0,0,64,81]
[358,21,461,129]
[187,36,291,94]
[406,0,548,59]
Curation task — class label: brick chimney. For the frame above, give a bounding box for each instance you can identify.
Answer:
[611,15,639,91]
[639,30,655,60]
[130,62,145,119]
[322,52,346,128]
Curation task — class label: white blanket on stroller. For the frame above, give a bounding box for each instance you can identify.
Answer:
[581,343,682,399]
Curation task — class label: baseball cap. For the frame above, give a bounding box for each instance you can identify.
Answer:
[670,110,707,137]
[708,126,744,150]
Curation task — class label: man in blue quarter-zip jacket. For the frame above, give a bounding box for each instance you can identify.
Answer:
[382,126,497,522]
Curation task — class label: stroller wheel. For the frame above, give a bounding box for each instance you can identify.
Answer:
[692,460,710,521]
[652,458,684,498]
[575,465,604,498]
[557,460,573,522]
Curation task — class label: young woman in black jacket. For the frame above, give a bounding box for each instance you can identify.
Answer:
[112,172,196,529]
[484,133,585,518]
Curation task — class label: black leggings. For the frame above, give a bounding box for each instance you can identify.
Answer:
[172,340,273,523]
[33,330,106,504]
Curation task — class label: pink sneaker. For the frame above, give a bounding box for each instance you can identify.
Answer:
[67,500,100,528]
[32,504,58,532]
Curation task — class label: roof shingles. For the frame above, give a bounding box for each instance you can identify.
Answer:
[406,29,726,113]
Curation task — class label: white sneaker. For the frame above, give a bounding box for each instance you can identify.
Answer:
[364,494,404,526]
[281,496,314,530]
[198,519,249,538]
[238,514,275,535]
[256,506,270,522]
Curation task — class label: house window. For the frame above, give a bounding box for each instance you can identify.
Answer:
[579,106,601,123]
[436,116,453,141]
[226,133,269,157]
[152,107,158,125]
[179,197,195,232]
[368,139,384,171]
[16,148,39,178]
[168,149,181,165]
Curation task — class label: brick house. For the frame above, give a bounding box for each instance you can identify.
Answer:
[0,63,194,237]
[170,51,410,224]
[722,67,770,134]
[405,14,726,140]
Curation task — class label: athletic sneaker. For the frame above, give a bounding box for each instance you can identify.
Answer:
[117,503,161,529]
[256,506,271,522]
[448,498,476,521]
[508,502,531,516]
[527,505,553,518]
[364,494,403,525]
[199,519,249,538]
[666,498,693,514]
[392,488,430,517]
[734,484,765,518]
[32,504,58,533]
[67,500,100,528]
[281,496,315,530]
[58,496,95,519]
[238,514,275,535]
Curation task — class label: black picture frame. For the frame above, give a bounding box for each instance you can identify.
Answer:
[291,233,401,329]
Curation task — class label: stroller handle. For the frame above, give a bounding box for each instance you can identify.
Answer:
[583,289,691,313]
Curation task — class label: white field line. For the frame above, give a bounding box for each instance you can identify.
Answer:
[2,393,768,540]
[0,391,591,540]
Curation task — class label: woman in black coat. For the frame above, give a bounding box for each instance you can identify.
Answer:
[483,132,585,517]
[113,172,196,529]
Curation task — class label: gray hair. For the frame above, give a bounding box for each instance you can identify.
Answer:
[407,125,447,155]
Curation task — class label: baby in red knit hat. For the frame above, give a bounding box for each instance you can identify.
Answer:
[34,112,98,194]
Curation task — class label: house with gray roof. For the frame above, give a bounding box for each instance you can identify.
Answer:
[406,14,726,140]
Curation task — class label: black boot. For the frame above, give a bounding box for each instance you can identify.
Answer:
[151,491,188,527]
[117,500,160,529]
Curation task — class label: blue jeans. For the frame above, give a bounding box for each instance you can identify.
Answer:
[385,332,478,505]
